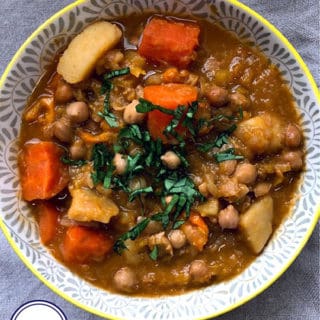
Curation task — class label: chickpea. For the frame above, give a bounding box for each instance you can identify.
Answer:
[165,195,173,204]
[129,176,147,191]
[53,116,73,143]
[55,81,73,104]
[282,151,303,170]
[113,267,137,293]
[229,92,250,109]
[218,205,239,229]
[189,260,211,283]
[233,163,257,185]
[160,151,181,170]
[285,123,302,148]
[123,99,146,124]
[113,153,127,175]
[70,139,86,160]
[168,229,187,249]
[204,84,229,107]
[66,101,89,123]
[219,160,237,176]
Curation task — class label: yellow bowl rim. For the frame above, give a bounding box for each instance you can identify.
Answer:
[0,0,319,319]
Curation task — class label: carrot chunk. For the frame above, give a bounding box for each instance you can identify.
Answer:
[139,18,200,67]
[181,212,209,251]
[62,226,113,263]
[38,203,59,245]
[19,141,69,201]
[144,83,198,142]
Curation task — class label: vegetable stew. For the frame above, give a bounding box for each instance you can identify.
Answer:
[18,13,304,296]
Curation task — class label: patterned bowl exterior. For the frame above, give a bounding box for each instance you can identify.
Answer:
[0,1,319,319]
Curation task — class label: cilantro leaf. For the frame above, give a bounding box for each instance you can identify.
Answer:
[173,220,185,229]
[113,218,150,254]
[198,124,237,152]
[214,148,244,162]
[128,186,153,202]
[163,105,186,137]
[149,245,158,261]
[99,67,130,128]
[103,67,130,81]
[91,143,114,186]
[98,110,118,128]
[181,101,198,136]
[60,155,86,166]
[136,98,176,115]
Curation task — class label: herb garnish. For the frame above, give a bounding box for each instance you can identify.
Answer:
[136,98,199,139]
[214,148,244,162]
[197,124,237,152]
[149,245,159,261]
[96,97,243,255]
[98,67,130,128]
[113,218,150,254]
[136,98,177,116]
[91,143,114,188]
[60,155,87,166]
[128,186,153,202]
[109,121,203,254]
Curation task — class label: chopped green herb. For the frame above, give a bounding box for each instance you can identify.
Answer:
[113,218,150,254]
[172,148,189,167]
[197,107,243,134]
[173,220,185,229]
[103,67,130,81]
[118,124,144,144]
[149,245,159,261]
[163,105,186,137]
[99,67,130,128]
[60,155,86,166]
[128,186,153,202]
[136,98,176,116]
[151,212,170,229]
[181,101,199,136]
[126,153,143,175]
[198,124,237,152]
[214,148,244,162]
[91,143,114,187]
[210,107,244,123]
[98,110,118,128]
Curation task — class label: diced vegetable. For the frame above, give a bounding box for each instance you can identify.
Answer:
[24,97,55,124]
[181,212,209,251]
[234,113,284,155]
[138,18,200,68]
[195,198,220,218]
[239,196,274,254]
[67,188,119,223]
[57,21,122,84]
[62,226,113,263]
[38,203,59,245]
[143,84,198,142]
[20,142,69,201]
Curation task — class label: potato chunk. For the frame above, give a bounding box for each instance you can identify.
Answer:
[234,113,284,155]
[195,198,219,218]
[57,21,122,83]
[239,196,273,254]
[68,188,119,223]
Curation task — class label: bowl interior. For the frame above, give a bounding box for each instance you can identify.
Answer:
[0,1,319,319]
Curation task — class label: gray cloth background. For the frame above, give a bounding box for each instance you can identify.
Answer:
[0,0,319,319]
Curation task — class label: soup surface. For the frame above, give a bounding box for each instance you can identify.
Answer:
[18,13,304,296]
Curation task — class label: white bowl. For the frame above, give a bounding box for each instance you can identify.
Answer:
[0,1,319,319]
